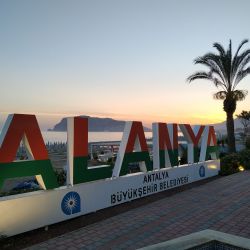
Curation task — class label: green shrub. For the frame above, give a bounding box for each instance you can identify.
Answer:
[239,149,250,170]
[54,169,66,186]
[246,137,250,149]
[219,153,241,176]
[219,152,228,158]
[179,148,187,165]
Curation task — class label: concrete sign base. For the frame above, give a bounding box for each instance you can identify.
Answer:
[0,160,219,236]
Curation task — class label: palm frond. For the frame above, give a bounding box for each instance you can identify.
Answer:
[236,52,250,73]
[219,52,231,87]
[188,39,250,103]
[220,40,233,88]
[231,40,249,82]
[232,49,250,80]
[213,78,226,89]
[213,42,225,56]
[227,40,232,62]
[195,53,228,84]
[233,89,248,101]
[195,58,222,81]
[232,53,250,89]
[234,67,250,88]
[213,91,227,100]
[187,71,212,83]
[234,39,248,59]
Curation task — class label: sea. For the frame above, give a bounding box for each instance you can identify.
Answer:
[42,131,153,144]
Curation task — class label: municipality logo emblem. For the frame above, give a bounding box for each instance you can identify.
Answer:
[61,191,81,215]
[199,165,205,177]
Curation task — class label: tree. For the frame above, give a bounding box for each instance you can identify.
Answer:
[236,110,250,138]
[187,39,250,153]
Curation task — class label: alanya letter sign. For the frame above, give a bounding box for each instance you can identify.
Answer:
[0,114,220,236]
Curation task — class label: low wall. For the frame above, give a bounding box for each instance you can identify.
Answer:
[0,160,220,236]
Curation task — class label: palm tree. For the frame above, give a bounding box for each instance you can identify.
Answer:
[187,39,250,153]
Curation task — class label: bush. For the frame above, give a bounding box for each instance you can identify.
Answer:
[219,152,228,158]
[239,149,250,170]
[246,137,250,149]
[219,153,241,176]
[179,148,187,165]
[219,148,250,175]
[54,169,66,186]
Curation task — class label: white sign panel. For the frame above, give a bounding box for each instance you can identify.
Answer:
[0,160,219,236]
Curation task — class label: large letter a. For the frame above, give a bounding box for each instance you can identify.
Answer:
[0,114,58,190]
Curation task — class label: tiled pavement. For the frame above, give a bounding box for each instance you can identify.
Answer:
[25,171,250,250]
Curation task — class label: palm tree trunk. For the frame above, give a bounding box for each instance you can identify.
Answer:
[226,112,236,153]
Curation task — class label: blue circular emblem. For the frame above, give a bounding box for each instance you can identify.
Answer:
[61,191,81,215]
[199,165,205,178]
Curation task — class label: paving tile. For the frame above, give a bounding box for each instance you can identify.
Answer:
[23,172,250,249]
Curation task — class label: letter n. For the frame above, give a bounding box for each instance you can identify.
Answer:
[67,117,113,185]
[152,123,178,169]
[112,121,152,177]
[0,114,58,190]
[179,124,205,164]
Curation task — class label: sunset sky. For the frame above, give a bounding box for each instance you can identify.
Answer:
[1,0,250,130]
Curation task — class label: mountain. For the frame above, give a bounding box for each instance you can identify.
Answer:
[212,118,243,133]
[49,116,243,133]
[49,116,151,132]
